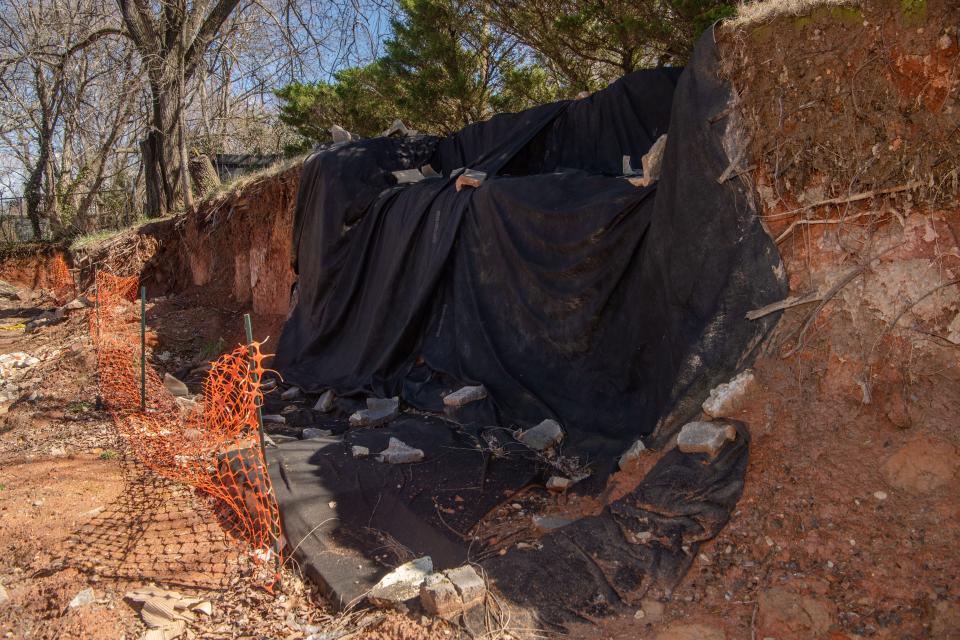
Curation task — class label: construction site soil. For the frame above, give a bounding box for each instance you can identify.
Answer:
[1,2,959,638]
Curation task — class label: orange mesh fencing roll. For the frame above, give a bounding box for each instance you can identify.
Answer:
[91,271,283,583]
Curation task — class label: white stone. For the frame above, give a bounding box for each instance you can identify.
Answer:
[302,428,332,439]
[163,373,190,397]
[262,414,286,424]
[314,390,335,412]
[546,476,572,492]
[618,439,647,471]
[676,421,737,457]
[350,396,399,427]
[378,438,424,464]
[367,557,433,607]
[351,445,370,458]
[442,385,487,408]
[280,386,302,401]
[68,588,94,609]
[702,370,755,418]
[443,565,485,607]
[517,419,564,451]
[420,574,460,618]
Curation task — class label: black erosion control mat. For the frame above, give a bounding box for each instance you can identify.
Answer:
[267,29,786,627]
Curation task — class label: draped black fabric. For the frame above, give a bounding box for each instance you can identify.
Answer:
[274,35,785,459]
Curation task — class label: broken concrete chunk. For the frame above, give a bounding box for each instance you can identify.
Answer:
[420,573,460,619]
[618,439,647,471]
[163,373,189,397]
[349,396,399,427]
[676,421,737,457]
[702,369,755,418]
[443,565,485,607]
[455,169,487,191]
[280,386,302,401]
[532,514,574,533]
[314,390,335,413]
[302,428,333,439]
[392,169,425,184]
[68,587,94,609]
[377,437,424,464]
[351,445,369,459]
[442,385,487,408]
[330,124,353,143]
[546,476,573,492]
[367,557,433,608]
[517,419,564,451]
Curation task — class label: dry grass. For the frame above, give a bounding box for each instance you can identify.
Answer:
[728,0,858,27]
[198,152,308,209]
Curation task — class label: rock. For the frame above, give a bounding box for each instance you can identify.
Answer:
[367,557,433,608]
[262,414,286,424]
[330,124,353,143]
[443,565,485,608]
[629,135,669,188]
[0,280,21,300]
[68,587,95,609]
[314,390,335,413]
[420,574,460,619]
[280,386,302,401]
[702,370,755,418]
[281,404,298,415]
[175,396,198,415]
[882,436,958,493]
[50,446,66,457]
[63,297,88,311]
[545,476,572,492]
[638,598,664,623]
[0,582,8,607]
[532,515,574,532]
[757,587,833,640]
[655,623,725,640]
[351,445,369,458]
[163,373,190,397]
[516,419,564,451]
[302,428,333,439]
[454,169,487,191]
[618,439,647,471]
[378,437,424,464]
[676,421,737,457]
[873,490,888,500]
[349,396,399,427]
[442,385,487,408]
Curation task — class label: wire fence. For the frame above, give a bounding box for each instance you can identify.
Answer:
[88,271,284,586]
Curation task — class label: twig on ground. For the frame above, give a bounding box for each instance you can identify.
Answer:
[775,209,882,244]
[763,180,924,221]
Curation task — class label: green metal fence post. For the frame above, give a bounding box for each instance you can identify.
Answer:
[140,286,146,412]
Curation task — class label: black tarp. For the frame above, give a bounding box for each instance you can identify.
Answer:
[268,30,787,625]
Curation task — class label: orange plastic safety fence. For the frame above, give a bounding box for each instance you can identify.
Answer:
[50,253,75,304]
[91,271,283,582]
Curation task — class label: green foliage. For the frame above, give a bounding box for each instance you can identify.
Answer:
[276,0,557,142]
[99,449,118,460]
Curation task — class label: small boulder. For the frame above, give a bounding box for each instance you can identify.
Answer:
[443,565,485,608]
[314,390,335,413]
[882,436,958,493]
[420,573,461,619]
[378,438,424,464]
[262,414,286,425]
[367,557,433,608]
[545,476,572,492]
[442,385,487,408]
[351,445,370,459]
[302,428,333,439]
[676,421,737,457]
[517,419,563,451]
[68,587,95,609]
[163,373,190,398]
[350,396,399,427]
[280,386,302,401]
[702,369,755,418]
[618,439,647,471]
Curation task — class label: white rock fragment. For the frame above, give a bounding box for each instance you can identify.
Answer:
[302,428,332,439]
[420,573,460,618]
[350,396,399,427]
[377,437,424,464]
[442,385,487,408]
[68,588,95,609]
[351,445,370,459]
[262,414,286,424]
[676,421,737,457]
[618,439,647,471]
[280,386,302,401]
[0,582,8,607]
[163,373,190,397]
[443,565,485,608]
[314,389,335,412]
[545,476,572,492]
[702,370,755,418]
[516,419,564,451]
[367,557,433,607]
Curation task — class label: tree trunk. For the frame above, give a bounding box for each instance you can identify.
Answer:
[189,154,221,196]
[142,75,185,218]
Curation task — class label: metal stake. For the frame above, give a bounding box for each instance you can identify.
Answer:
[140,286,146,412]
